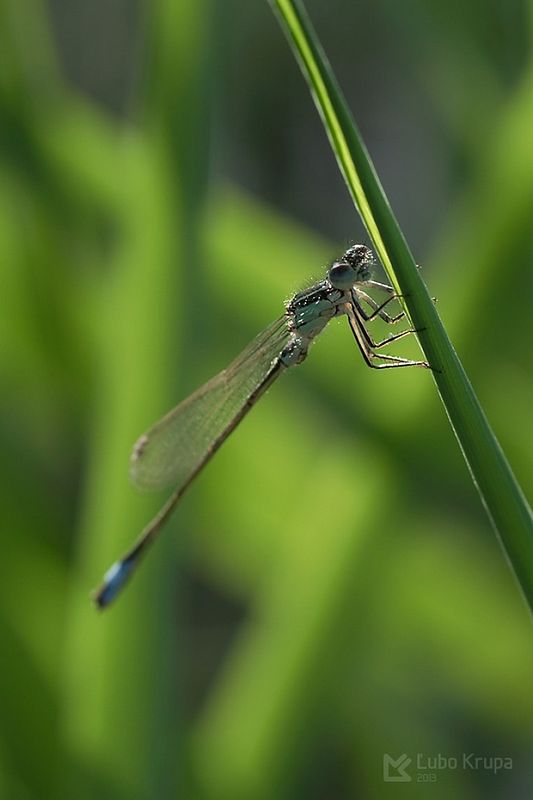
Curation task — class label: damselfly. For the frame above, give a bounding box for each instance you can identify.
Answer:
[94,245,429,608]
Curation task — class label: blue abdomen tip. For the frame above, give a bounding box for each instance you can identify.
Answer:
[94,560,134,609]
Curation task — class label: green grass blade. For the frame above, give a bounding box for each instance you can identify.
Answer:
[270,0,533,608]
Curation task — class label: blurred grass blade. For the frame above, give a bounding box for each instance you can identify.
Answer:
[269,0,533,608]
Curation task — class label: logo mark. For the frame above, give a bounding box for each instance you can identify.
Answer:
[383,753,412,782]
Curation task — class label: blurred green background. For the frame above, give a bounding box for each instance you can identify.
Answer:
[1,0,532,798]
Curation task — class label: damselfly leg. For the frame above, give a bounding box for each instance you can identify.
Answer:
[348,284,430,369]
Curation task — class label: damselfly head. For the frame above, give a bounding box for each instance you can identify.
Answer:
[328,244,374,289]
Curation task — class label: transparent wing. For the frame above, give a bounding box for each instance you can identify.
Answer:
[130,316,290,491]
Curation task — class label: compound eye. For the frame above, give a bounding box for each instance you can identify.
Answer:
[328,260,356,290]
[343,245,373,280]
